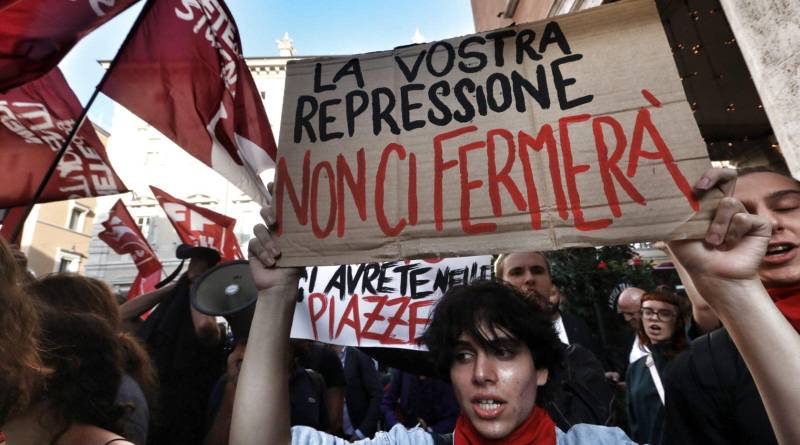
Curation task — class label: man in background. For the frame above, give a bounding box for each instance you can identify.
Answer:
[495,251,614,429]
[128,245,225,445]
[617,287,647,365]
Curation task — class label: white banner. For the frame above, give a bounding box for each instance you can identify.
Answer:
[291,256,493,349]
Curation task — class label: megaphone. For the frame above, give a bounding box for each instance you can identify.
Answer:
[191,260,258,341]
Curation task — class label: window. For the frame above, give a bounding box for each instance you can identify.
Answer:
[58,257,73,272]
[136,216,151,238]
[68,206,87,231]
[55,251,81,273]
[144,149,160,166]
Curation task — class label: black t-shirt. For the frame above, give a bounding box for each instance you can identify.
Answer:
[289,366,329,430]
[137,275,224,445]
[206,367,328,432]
[296,343,346,389]
[663,328,777,445]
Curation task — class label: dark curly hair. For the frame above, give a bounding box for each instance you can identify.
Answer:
[420,280,563,405]
[36,307,128,441]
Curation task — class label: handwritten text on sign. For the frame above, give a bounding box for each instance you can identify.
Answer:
[290,256,492,348]
[275,0,713,266]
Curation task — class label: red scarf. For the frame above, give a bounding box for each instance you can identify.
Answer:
[767,286,800,333]
[454,405,556,445]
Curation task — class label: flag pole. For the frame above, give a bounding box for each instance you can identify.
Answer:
[8,0,157,244]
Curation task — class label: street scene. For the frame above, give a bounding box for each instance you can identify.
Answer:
[1,1,799,444]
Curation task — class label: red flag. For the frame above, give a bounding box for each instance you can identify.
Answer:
[0,68,128,208]
[102,0,275,206]
[150,186,243,261]
[0,0,138,91]
[98,199,163,300]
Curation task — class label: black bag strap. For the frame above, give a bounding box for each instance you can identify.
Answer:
[692,329,738,388]
[690,328,739,429]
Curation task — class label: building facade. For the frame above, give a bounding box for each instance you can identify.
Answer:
[19,197,97,276]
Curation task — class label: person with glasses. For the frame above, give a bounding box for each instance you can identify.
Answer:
[625,289,687,444]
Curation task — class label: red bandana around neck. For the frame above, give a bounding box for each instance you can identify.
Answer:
[766,285,800,333]
[454,405,556,445]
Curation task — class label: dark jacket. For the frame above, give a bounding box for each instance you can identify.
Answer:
[137,274,224,445]
[626,346,673,445]
[298,343,347,389]
[561,313,603,359]
[546,343,615,431]
[342,347,383,437]
[290,366,329,430]
[663,328,777,445]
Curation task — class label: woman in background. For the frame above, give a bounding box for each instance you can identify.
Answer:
[0,238,135,445]
[626,289,688,444]
[0,238,47,440]
[27,274,157,445]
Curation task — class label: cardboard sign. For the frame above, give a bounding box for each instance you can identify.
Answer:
[276,0,714,266]
[290,256,492,348]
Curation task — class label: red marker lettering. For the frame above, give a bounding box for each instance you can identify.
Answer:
[559,114,611,231]
[592,116,645,217]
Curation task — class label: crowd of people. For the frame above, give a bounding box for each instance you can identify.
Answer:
[1,167,799,445]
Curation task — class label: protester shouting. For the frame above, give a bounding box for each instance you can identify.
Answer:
[625,289,687,444]
[229,196,639,444]
[232,170,800,444]
[665,167,800,445]
[131,244,225,445]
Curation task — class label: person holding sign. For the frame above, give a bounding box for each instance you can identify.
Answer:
[664,167,800,445]
[231,200,638,444]
[230,169,800,444]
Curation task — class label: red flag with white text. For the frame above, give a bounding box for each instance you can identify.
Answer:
[0,0,138,91]
[0,68,128,207]
[102,0,275,206]
[98,199,163,300]
[150,186,243,261]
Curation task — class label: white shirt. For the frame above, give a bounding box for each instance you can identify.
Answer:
[553,315,570,345]
[291,423,638,444]
[628,335,649,363]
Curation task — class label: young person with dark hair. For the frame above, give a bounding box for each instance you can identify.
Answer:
[229,204,640,444]
[625,289,687,444]
[233,169,800,444]
[419,281,576,443]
